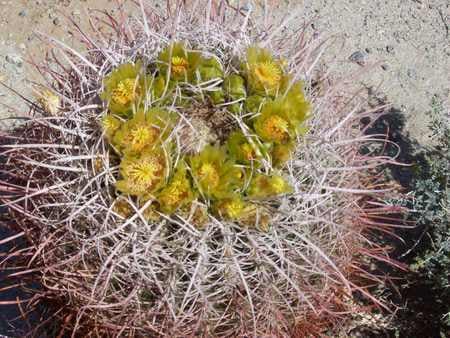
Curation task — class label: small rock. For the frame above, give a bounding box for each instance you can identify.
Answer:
[5,54,23,67]
[349,51,368,66]
[386,45,395,53]
[407,68,417,78]
[53,17,60,26]
[18,10,26,17]
[381,64,389,71]
[364,47,372,54]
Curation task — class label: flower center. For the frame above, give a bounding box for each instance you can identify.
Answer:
[263,115,289,143]
[171,56,189,76]
[271,176,289,194]
[102,115,121,135]
[129,125,159,152]
[253,61,281,88]
[111,78,140,106]
[125,157,164,191]
[223,199,244,219]
[198,163,220,188]
[161,179,188,207]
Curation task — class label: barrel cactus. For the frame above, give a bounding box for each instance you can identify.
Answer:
[0,1,404,336]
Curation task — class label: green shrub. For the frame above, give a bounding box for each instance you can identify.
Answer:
[374,96,450,337]
[406,96,450,333]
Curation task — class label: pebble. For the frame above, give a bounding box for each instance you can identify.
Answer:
[349,51,368,66]
[381,64,389,71]
[5,54,23,67]
[386,45,395,53]
[18,10,26,17]
[53,17,60,26]
[407,68,417,78]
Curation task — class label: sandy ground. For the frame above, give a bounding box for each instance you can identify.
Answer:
[0,0,449,135]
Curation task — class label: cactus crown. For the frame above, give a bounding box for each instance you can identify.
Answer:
[100,43,310,228]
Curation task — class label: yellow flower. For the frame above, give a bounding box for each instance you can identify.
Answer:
[253,90,310,144]
[130,126,157,150]
[242,46,286,96]
[102,114,122,140]
[111,78,140,106]
[171,56,189,76]
[270,175,291,194]
[214,196,271,230]
[247,173,292,199]
[100,62,148,116]
[116,147,168,197]
[279,81,311,127]
[158,42,201,82]
[198,162,220,188]
[189,146,244,199]
[227,131,262,164]
[271,140,295,168]
[253,61,282,89]
[122,160,162,190]
[112,108,176,155]
[157,163,195,214]
[256,114,290,144]
[214,195,246,220]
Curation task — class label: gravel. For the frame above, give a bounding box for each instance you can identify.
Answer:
[349,50,369,66]
[0,0,448,143]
